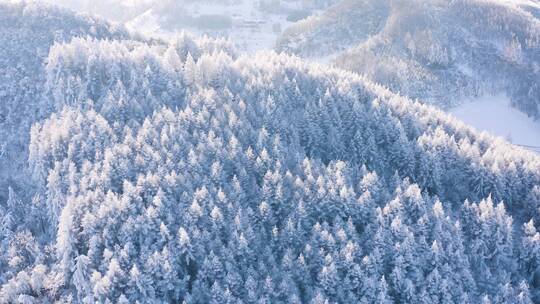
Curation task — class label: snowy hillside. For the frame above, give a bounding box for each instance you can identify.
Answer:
[0,1,131,204]
[277,0,540,120]
[1,1,540,303]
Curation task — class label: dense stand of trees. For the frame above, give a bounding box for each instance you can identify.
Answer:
[1,1,540,303]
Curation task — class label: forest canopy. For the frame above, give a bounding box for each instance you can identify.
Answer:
[1,1,540,303]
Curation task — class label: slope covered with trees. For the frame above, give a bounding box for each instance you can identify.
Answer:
[0,1,131,205]
[276,0,540,118]
[1,23,540,302]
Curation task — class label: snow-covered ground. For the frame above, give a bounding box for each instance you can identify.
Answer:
[125,1,312,53]
[496,0,540,18]
[498,0,540,9]
[451,94,540,150]
[44,0,321,53]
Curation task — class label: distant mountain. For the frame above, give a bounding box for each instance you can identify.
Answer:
[277,0,540,118]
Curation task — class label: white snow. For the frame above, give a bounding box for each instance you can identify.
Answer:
[123,1,306,53]
[450,94,540,150]
[497,0,540,9]
[127,9,161,35]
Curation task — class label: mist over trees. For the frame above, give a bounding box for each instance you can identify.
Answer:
[1,1,540,303]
